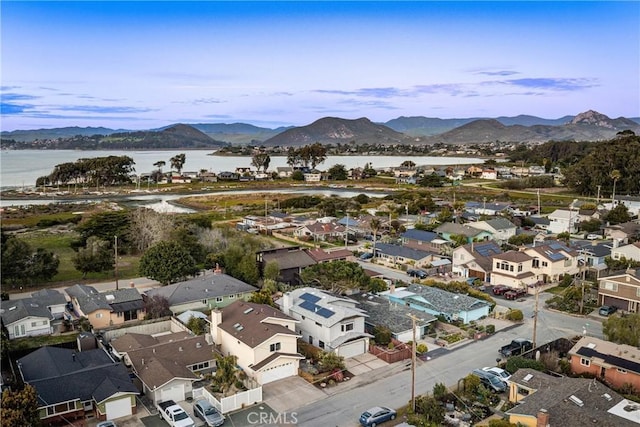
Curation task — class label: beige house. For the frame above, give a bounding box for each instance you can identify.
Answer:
[490,251,536,289]
[598,267,640,313]
[452,241,502,282]
[211,301,304,385]
[524,241,580,283]
[65,285,144,329]
[611,242,640,262]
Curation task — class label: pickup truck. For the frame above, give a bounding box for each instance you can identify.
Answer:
[157,400,195,427]
[499,338,533,357]
[504,289,528,300]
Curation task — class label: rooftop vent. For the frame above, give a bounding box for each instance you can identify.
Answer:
[587,342,597,349]
[603,393,612,401]
[243,308,254,314]
[179,347,183,352]
[569,395,584,407]
[196,342,202,348]
[8,306,16,311]
[523,374,533,382]
[106,294,115,301]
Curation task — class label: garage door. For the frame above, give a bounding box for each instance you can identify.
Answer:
[337,339,366,359]
[260,362,296,384]
[105,397,132,420]
[160,383,185,403]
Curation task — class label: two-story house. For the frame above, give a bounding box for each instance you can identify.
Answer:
[452,241,502,282]
[1,289,67,339]
[611,242,640,263]
[490,251,536,289]
[569,336,640,392]
[278,288,372,358]
[597,267,640,312]
[547,209,580,234]
[400,229,451,255]
[524,241,580,283]
[435,223,493,245]
[256,246,317,286]
[468,217,517,243]
[144,270,257,314]
[211,301,304,385]
[65,285,145,329]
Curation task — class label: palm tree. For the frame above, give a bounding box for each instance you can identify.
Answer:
[369,217,382,256]
[611,169,622,205]
[170,153,186,175]
[153,160,166,173]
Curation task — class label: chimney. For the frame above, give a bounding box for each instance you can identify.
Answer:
[179,346,183,352]
[130,281,135,288]
[536,409,550,427]
[141,358,145,365]
[214,263,222,275]
[389,283,396,294]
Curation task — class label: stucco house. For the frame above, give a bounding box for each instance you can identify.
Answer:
[374,243,437,269]
[547,209,580,234]
[278,288,372,358]
[294,221,346,242]
[65,285,145,329]
[490,251,537,289]
[604,221,640,245]
[256,246,317,286]
[569,336,640,392]
[211,301,304,385]
[380,284,490,324]
[611,241,640,263]
[1,289,66,339]
[144,270,257,314]
[468,217,517,243]
[349,292,437,343]
[524,241,580,283]
[597,267,640,312]
[435,222,493,244]
[18,346,138,424]
[400,228,451,255]
[506,368,637,427]
[452,241,502,282]
[111,332,216,404]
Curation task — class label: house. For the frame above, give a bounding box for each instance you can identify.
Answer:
[529,216,551,232]
[1,289,67,339]
[276,166,293,178]
[303,170,322,182]
[401,229,451,255]
[524,241,580,283]
[18,346,138,424]
[65,285,145,329]
[464,201,511,216]
[604,221,640,245]
[293,221,346,242]
[217,171,240,181]
[31,289,68,319]
[547,209,580,234]
[490,251,537,288]
[144,270,257,314]
[111,332,216,404]
[480,169,497,180]
[468,217,517,243]
[199,171,218,182]
[506,368,637,427]
[279,288,372,358]
[597,267,640,312]
[452,241,502,282]
[256,247,317,286]
[611,241,640,262]
[380,284,490,324]
[374,243,436,269]
[349,292,437,343]
[435,222,493,244]
[210,301,304,385]
[574,242,612,274]
[305,248,354,264]
[568,336,640,392]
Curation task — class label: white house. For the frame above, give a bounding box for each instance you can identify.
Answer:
[0,289,66,339]
[611,242,640,263]
[278,288,372,358]
[469,217,517,243]
[211,301,304,385]
[547,209,580,234]
[490,251,537,289]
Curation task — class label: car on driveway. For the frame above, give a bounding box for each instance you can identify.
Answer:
[599,305,617,316]
[482,366,511,383]
[492,285,510,295]
[407,269,427,279]
[193,399,225,427]
[360,252,374,260]
[504,289,527,300]
[359,406,396,426]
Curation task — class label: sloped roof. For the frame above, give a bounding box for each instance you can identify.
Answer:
[493,251,533,263]
[285,287,367,327]
[350,292,436,334]
[404,284,489,315]
[30,289,67,307]
[569,336,640,374]
[145,272,257,306]
[66,285,143,314]
[19,346,113,381]
[0,298,54,325]
[479,217,516,231]
[217,301,299,349]
[436,222,487,237]
[261,249,316,270]
[401,229,439,243]
[305,248,353,263]
[375,243,433,261]
[110,331,193,353]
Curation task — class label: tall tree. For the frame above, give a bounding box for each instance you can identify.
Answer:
[300,260,370,294]
[72,236,114,279]
[328,164,348,180]
[1,385,41,427]
[139,241,198,285]
[610,169,621,205]
[251,152,271,172]
[143,295,171,319]
[603,313,640,347]
[153,160,166,173]
[170,153,187,175]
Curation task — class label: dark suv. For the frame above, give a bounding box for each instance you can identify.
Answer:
[407,269,427,279]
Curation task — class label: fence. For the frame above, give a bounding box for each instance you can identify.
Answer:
[369,338,412,363]
[100,317,190,341]
[192,384,263,415]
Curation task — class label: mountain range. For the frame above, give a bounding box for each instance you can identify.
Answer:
[2,110,639,147]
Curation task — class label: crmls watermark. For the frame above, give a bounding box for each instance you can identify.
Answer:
[246,410,298,425]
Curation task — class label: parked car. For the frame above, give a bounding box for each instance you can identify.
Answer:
[482,366,511,383]
[471,369,507,393]
[587,233,601,240]
[499,338,534,357]
[193,399,225,427]
[360,252,374,260]
[407,269,427,279]
[97,422,117,427]
[492,285,510,295]
[504,289,527,300]
[359,406,397,426]
[599,305,617,316]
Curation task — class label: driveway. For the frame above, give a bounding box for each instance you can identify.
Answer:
[262,376,324,413]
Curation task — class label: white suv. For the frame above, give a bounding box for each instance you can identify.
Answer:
[482,366,511,383]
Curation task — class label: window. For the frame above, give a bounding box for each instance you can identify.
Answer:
[236,294,242,298]
[580,358,590,367]
[617,368,627,374]
[532,259,539,268]
[229,294,235,299]
[509,265,514,272]
[517,387,530,396]
[117,312,123,317]
[319,340,325,349]
[518,264,523,272]
[96,313,103,319]
[191,361,210,371]
[270,342,281,352]
[341,323,354,332]
[31,322,37,327]
[542,261,548,267]
[601,282,618,292]
[315,321,321,327]
[216,297,223,303]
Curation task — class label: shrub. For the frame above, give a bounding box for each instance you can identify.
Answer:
[485,324,496,334]
[416,343,428,354]
[505,356,545,373]
[506,309,524,321]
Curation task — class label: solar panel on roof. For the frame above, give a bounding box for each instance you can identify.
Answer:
[299,300,317,312]
[317,308,335,318]
[299,292,321,303]
[548,242,563,250]
[548,252,565,261]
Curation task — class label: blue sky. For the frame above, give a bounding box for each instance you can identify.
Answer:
[1,1,639,131]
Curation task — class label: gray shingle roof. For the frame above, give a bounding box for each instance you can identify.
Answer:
[375,243,433,261]
[30,289,67,307]
[66,285,143,314]
[404,284,489,315]
[262,250,316,270]
[436,223,486,237]
[145,272,258,306]
[350,292,436,334]
[1,298,54,325]
[482,217,516,231]
[401,229,439,242]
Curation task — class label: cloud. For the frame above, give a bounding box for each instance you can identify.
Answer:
[1,103,33,115]
[314,87,405,98]
[500,77,599,91]
[473,70,520,76]
[55,105,154,114]
[1,93,40,102]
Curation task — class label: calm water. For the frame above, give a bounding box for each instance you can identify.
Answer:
[0,150,483,189]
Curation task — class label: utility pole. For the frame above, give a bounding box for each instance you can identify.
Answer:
[537,188,541,215]
[596,185,601,206]
[345,211,349,248]
[407,313,421,413]
[532,285,539,348]
[114,235,119,290]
